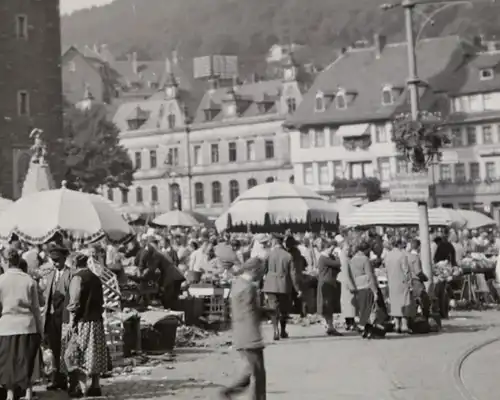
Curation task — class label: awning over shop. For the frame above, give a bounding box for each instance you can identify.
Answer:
[336,123,370,138]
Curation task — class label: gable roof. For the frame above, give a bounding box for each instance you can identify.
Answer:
[286,36,464,127]
[113,99,175,133]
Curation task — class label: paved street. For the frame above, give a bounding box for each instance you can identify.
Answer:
[40,310,500,400]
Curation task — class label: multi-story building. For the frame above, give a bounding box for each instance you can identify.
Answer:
[0,0,63,198]
[110,55,310,216]
[435,40,500,218]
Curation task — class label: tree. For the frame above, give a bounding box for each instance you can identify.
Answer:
[48,104,135,193]
[361,177,383,202]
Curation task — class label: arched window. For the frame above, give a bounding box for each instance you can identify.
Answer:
[336,90,347,109]
[229,180,240,202]
[194,182,204,206]
[151,185,158,203]
[211,181,222,204]
[247,178,257,189]
[315,92,324,112]
[136,187,143,204]
[286,97,296,114]
[167,113,176,129]
[382,86,393,105]
[107,187,114,201]
[170,183,181,210]
[121,189,128,204]
[266,177,275,183]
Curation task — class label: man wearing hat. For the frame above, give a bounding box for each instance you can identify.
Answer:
[40,242,72,391]
[262,234,301,341]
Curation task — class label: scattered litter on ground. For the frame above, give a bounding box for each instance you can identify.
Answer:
[175,325,218,347]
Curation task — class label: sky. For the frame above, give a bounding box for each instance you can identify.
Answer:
[60,0,114,15]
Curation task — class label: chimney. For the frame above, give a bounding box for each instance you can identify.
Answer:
[374,34,387,59]
[132,52,138,74]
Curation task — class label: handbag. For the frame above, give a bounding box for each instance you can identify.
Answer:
[64,326,80,372]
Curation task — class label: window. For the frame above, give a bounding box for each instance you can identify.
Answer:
[68,61,76,72]
[194,183,204,206]
[228,142,237,163]
[170,183,181,210]
[166,148,179,166]
[486,162,496,179]
[375,125,388,143]
[17,91,29,116]
[483,125,493,144]
[211,144,219,163]
[451,128,463,147]
[107,188,114,201]
[193,145,201,166]
[229,180,240,202]
[121,189,128,204]
[246,140,256,161]
[336,91,347,109]
[315,93,324,112]
[299,130,310,148]
[318,162,329,185]
[286,98,297,114]
[167,113,176,129]
[349,162,373,179]
[333,161,343,179]
[470,162,480,181]
[382,87,393,105]
[439,164,452,182]
[303,163,313,185]
[480,68,494,80]
[149,150,157,168]
[265,140,275,159]
[134,151,142,169]
[455,163,466,182]
[329,128,341,146]
[16,15,28,39]
[265,177,275,183]
[313,129,325,147]
[151,186,158,203]
[459,203,471,210]
[136,187,143,204]
[396,156,408,174]
[466,126,477,145]
[211,181,222,204]
[247,178,257,189]
[377,157,391,182]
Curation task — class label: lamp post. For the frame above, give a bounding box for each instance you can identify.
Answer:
[381,0,486,293]
[184,105,193,211]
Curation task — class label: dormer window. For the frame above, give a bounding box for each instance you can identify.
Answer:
[315,92,325,112]
[382,85,394,105]
[480,68,494,80]
[336,90,347,110]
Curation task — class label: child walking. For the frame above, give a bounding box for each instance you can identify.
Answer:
[219,256,266,400]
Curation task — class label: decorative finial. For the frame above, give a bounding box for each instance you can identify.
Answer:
[29,128,47,165]
[61,180,67,188]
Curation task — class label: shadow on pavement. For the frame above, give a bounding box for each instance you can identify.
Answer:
[36,379,221,400]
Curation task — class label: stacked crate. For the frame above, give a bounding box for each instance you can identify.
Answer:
[188,286,230,330]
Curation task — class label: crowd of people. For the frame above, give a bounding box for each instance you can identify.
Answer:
[0,225,496,399]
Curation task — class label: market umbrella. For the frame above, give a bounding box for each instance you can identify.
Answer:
[152,210,202,227]
[343,200,456,227]
[97,195,142,224]
[455,209,497,229]
[215,182,338,230]
[432,207,467,229]
[0,187,134,244]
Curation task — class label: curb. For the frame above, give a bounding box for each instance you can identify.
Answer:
[453,335,500,400]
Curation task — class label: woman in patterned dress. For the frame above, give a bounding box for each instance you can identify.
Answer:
[65,252,107,397]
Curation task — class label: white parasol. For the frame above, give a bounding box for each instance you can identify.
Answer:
[343,200,458,227]
[215,182,338,230]
[455,209,497,229]
[0,186,134,244]
[153,210,201,227]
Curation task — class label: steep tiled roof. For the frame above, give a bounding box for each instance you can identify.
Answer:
[445,51,500,96]
[112,60,165,87]
[193,80,284,124]
[112,99,174,132]
[286,36,464,127]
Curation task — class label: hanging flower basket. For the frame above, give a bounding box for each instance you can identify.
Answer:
[392,111,449,172]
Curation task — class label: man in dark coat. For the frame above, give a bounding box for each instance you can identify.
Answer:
[262,234,300,340]
[40,243,73,391]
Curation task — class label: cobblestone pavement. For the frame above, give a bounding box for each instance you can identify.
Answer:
[39,310,500,400]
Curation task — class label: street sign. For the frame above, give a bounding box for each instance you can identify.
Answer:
[389,172,430,202]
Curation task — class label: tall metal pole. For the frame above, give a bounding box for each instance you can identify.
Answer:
[184,106,193,211]
[403,0,433,292]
